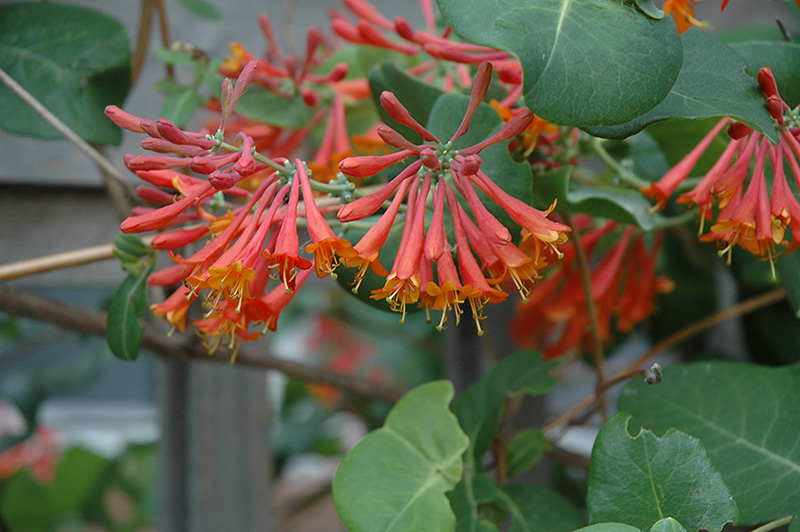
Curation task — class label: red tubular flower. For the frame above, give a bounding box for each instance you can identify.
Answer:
[650,67,800,273]
[334,62,568,332]
[511,225,672,359]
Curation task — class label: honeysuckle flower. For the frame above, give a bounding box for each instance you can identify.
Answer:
[643,67,800,276]
[220,15,349,107]
[510,223,672,358]
[336,62,569,333]
[664,0,708,33]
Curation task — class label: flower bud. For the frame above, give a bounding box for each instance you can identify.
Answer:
[104,105,146,133]
[767,95,786,125]
[209,169,240,190]
[727,121,752,140]
[420,148,441,170]
[758,67,780,99]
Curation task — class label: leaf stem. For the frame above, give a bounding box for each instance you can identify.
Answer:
[562,213,608,419]
[589,137,650,189]
[749,515,793,532]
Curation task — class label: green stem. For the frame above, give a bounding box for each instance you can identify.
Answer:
[590,137,651,189]
[749,515,793,532]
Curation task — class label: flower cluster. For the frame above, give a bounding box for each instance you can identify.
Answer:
[643,67,800,277]
[336,62,570,334]
[510,220,673,359]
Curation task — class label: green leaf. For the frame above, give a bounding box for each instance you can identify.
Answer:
[426,93,534,233]
[448,474,503,532]
[500,483,585,532]
[452,350,559,461]
[506,429,550,479]
[0,3,131,144]
[160,86,204,128]
[49,448,112,512]
[586,29,777,142]
[731,41,800,108]
[790,509,800,532]
[777,252,800,318]
[437,0,682,127]
[573,524,640,532]
[619,361,800,525]
[632,0,665,19]
[333,381,469,532]
[448,474,584,532]
[588,413,737,532]
[207,70,314,129]
[0,448,112,532]
[175,0,221,19]
[532,166,656,230]
[368,61,444,144]
[106,264,154,361]
[644,118,731,174]
[650,518,687,532]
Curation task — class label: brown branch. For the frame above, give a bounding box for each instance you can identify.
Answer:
[563,213,608,419]
[543,287,787,435]
[0,287,406,404]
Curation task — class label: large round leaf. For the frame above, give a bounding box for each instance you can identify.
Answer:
[437,0,682,127]
[0,3,131,144]
[333,380,469,532]
[586,29,776,142]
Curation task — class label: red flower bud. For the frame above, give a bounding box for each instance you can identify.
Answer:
[209,169,240,190]
[758,67,780,99]
[727,121,752,140]
[104,105,146,134]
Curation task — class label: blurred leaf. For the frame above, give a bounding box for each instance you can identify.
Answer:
[506,428,550,479]
[588,413,736,532]
[333,381,469,532]
[500,483,585,532]
[0,448,111,531]
[586,29,777,142]
[161,86,204,128]
[731,41,800,108]
[532,166,655,230]
[175,0,221,19]
[368,62,444,144]
[620,361,800,525]
[452,350,559,462]
[438,0,682,127]
[0,3,131,144]
[573,524,640,532]
[50,448,112,512]
[448,474,502,532]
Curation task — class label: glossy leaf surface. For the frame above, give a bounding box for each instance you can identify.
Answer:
[586,29,776,142]
[437,0,682,126]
